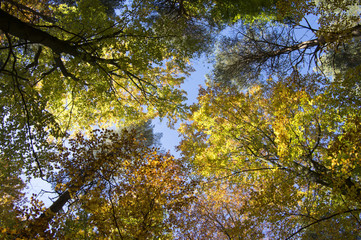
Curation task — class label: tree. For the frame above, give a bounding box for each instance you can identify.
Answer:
[0,127,196,239]
[210,0,361,88]
[179,72,361,238]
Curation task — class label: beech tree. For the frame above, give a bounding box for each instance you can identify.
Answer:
[0,127,196,239]
[179,70,361,238]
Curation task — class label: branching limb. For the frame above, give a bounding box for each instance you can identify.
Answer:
[25,46,42,70]
[54,55,80,82]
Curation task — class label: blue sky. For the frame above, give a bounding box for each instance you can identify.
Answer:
[153,57,212,156]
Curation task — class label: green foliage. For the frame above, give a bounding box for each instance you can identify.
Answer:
[151,0,279,26]
[205,0,278,24]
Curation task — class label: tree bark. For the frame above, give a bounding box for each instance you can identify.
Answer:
[49,190,71,213]
[0,9,121,66]
[0,9,80,56]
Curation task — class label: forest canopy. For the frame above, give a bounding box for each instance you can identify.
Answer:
[1,0,361,239]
